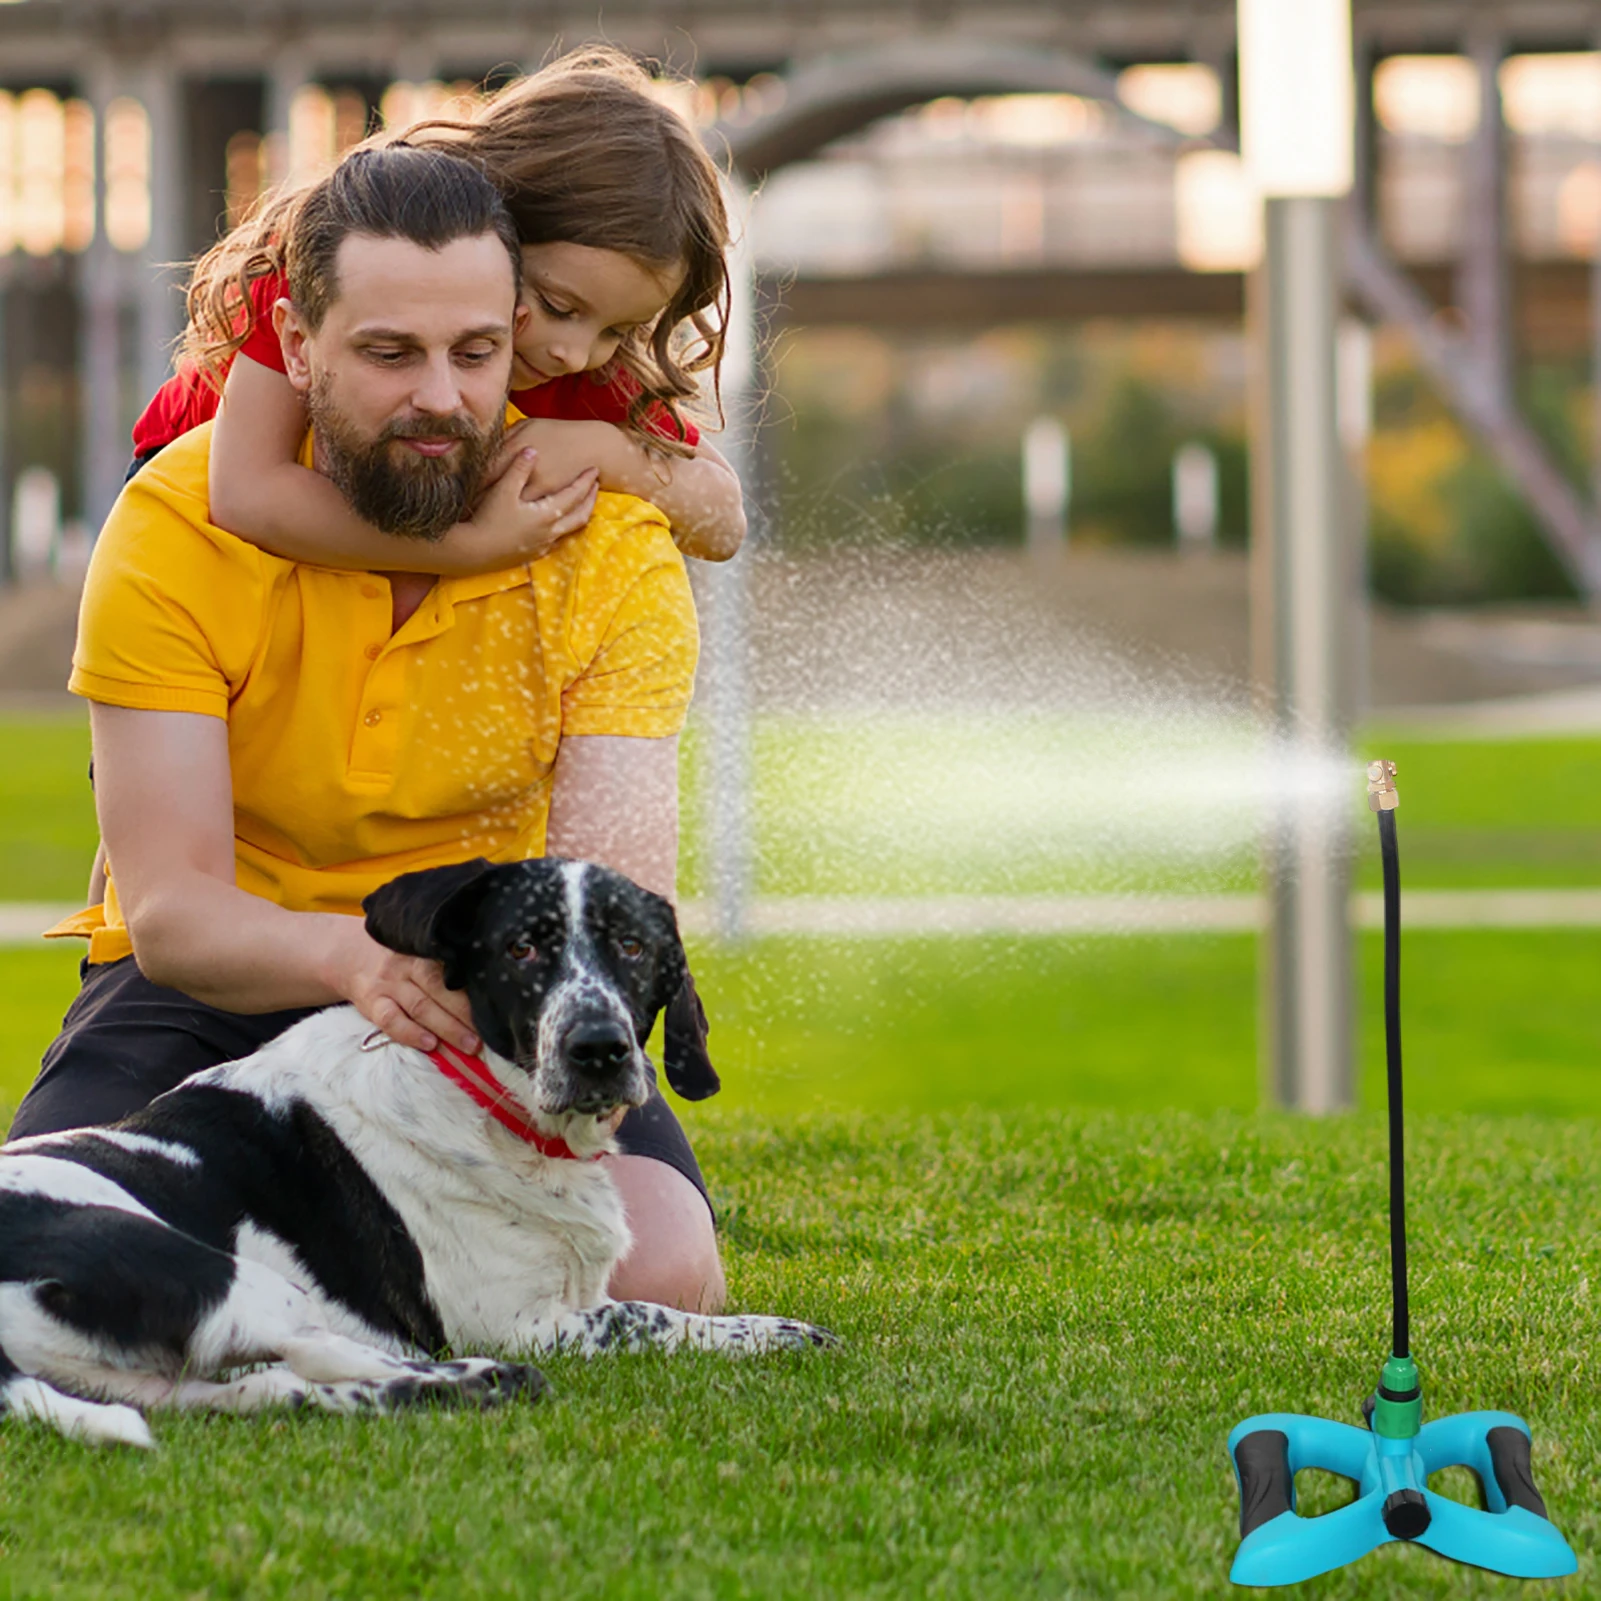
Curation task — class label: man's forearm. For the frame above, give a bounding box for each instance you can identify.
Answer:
[127,871,352,1013]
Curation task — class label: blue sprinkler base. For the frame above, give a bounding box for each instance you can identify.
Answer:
[1226,1411,1578,1587]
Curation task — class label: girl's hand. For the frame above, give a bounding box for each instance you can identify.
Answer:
[502,417,751,565]
[452,444,599,567]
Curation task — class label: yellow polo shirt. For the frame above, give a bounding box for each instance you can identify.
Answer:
[61,418,698,965]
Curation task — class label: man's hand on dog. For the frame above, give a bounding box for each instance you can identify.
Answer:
[320,921,480,1055]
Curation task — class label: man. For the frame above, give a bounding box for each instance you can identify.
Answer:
[8,146,724,1312]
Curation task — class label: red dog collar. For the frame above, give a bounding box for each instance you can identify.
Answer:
[425,1043,599,1162]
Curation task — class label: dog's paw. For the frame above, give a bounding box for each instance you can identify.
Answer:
[5,1378,156,1449]
[76,1400,156,1449]
[542,1302,837,1358]
[748,1316,838,1352]
[380,1358,545,1411]
[449,1358,546,1407]
[696,1314,838,1354]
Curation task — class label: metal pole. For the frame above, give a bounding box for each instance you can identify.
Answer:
[79,55,125,534]
[1240,0,1355,1113]
[1257,194,1353,1113]
[697,174,756,941]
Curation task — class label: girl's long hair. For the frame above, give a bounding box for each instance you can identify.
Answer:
[182,47,731,451]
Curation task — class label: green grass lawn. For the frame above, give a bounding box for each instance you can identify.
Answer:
[0,712,96,902]
[3,927,1599,1125]
[3,1109,1596,1599]
[1,715,1599,1597]
[1350,731,1601,891]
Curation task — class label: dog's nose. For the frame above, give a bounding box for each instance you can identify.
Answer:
[561,1019,633,1076]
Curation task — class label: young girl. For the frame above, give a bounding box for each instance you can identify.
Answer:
[87,51,746,906]
[132,48,746,570]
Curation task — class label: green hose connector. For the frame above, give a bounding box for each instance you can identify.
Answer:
[1372,1353,1423,1439]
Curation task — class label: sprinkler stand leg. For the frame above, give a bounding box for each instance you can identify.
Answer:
[1227,1414,1390,1586]
[1414,1414,1578,1579]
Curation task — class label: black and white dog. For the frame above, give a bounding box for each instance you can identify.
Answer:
[0,857,829,1447]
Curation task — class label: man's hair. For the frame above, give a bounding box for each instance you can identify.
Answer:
[284,144,522,330]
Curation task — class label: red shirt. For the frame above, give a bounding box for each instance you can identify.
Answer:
[131,268,699,458]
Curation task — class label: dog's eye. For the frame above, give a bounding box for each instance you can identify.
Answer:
[508,936,537,962]
[616,937,643,960]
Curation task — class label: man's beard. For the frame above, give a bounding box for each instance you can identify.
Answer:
[308,376,505,541]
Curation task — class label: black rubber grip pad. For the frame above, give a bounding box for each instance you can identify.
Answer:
[1235,1429,1294,1536]
[1487,1426,1549,1518]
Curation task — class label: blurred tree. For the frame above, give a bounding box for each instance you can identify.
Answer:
[1070,376,1177,546]
[1366,350,1582,605]
[770,327,1253,553]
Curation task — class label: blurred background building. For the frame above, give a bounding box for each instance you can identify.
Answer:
[3,1,1601,619]
[0,2,1599,667]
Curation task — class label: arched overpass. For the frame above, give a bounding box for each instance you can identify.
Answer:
[716,38,1179,179]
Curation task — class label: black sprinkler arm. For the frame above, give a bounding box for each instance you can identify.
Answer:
[1367,759,1406,1361]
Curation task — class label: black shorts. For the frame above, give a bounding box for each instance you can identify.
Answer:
[7,958,710,1210]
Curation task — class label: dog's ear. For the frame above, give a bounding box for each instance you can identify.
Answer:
[643,906,718,1100]
[662,968,719,1101]
[363,858,498,983]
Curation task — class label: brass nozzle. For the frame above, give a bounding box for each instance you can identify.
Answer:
[1367,758,1399,812]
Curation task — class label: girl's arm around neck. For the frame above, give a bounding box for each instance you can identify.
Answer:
[206,355,599,575]
[656,439,747,563]
[596,429,747,562]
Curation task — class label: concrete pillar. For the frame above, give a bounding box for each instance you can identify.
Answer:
[1022,417,1070,550]
[1593,243,1601,511]
[1592,41,1601,513]
[0,258,10,581]
[390,42,440,97]
[134,58,184,406]
[1459,31,1512,405]
[1172,442,1219,551]
[1350,32,1379,231]
[264,51,311,183]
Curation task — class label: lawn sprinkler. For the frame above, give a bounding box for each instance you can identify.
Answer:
[1225,759,1578,1587]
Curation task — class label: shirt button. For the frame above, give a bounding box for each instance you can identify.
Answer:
[360,583,381,599]
[363,709,382,727]
[364,643,382,660]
